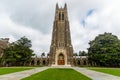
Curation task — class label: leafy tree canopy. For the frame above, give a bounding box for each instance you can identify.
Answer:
[79,51,87,56]
[88,32,120,67]
[4,36,35,66]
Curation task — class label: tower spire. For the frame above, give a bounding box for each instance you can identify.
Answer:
[56,3,59,10]
[64,3,67,10]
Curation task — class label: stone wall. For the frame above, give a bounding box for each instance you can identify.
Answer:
[0,38,9,58]
[30,56,88,66]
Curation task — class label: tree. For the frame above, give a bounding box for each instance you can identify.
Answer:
[4,36,35,66]
[88,32,120,67]
[79,51,87,56]
[74,53,78,57]
[41,52,45,57]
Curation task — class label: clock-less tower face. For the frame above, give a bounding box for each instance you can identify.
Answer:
[49,3,73,66]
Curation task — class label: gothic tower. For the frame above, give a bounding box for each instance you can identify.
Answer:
[49,3,73,66]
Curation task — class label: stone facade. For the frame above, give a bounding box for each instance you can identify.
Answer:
[31,56,88,66]
[0,38,9,58]
[49,3,73,66]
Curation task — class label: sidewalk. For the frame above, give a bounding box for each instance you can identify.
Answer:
[0,67,49,80]
[0,67,120,80]
[73,67,120,80]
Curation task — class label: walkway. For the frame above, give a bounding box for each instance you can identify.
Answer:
[73,67,120,80]
[0,67,49,80]
[0,67,120,80]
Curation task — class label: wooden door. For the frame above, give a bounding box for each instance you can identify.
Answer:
[58,60,65,65]
[58,53,65,65]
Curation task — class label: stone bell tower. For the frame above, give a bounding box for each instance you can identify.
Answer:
[49,3,73,66]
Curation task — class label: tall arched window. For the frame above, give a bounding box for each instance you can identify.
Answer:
[62,12,64,20]
[59,13,61,20]
[59,53,64,60]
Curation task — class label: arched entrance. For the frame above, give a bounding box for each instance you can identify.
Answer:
[58,53,65,65]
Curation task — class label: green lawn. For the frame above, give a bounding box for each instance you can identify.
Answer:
[0,67,33,75]
[88,67,120,77]
[22,68,91,80]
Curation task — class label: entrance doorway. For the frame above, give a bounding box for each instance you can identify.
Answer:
[58,53,65,65]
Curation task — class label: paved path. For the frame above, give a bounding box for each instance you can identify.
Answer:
[0,67,120,80]
[0,67,49,80]
[73,67,120,80]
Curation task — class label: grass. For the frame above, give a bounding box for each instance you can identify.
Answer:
[0,67,33,75]
[22,68,91,80]
[88,67,120,77]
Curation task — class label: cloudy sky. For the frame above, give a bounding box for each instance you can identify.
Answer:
[0,0,120,56]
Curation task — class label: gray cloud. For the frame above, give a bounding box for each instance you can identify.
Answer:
[1,0,56,34]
